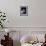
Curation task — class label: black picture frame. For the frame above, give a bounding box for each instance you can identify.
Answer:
[20,6,28,16]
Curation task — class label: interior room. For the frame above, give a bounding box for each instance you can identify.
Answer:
[0,0,46,46]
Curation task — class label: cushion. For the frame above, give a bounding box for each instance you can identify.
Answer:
[20,35,37,43]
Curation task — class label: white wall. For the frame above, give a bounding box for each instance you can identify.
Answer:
[31,0,46,27]
[0,0,46,27]
[0,0,46,34]
[0,0,31,27]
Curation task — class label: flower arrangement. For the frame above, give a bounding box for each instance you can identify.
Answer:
[0,10,6,28]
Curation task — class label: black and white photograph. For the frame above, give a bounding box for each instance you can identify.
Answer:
[20,6,28,16]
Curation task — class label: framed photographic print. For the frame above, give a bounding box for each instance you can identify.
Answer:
[20,6,28,16]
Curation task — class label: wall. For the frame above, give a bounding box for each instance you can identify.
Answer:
[0,0,31,27]
[31,0,46,27]
[0,0,46,27]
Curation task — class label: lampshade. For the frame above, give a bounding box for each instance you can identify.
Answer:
[5,29,10,33]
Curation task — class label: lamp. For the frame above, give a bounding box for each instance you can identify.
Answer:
[5,29,10,37]
[5,29,9,33]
